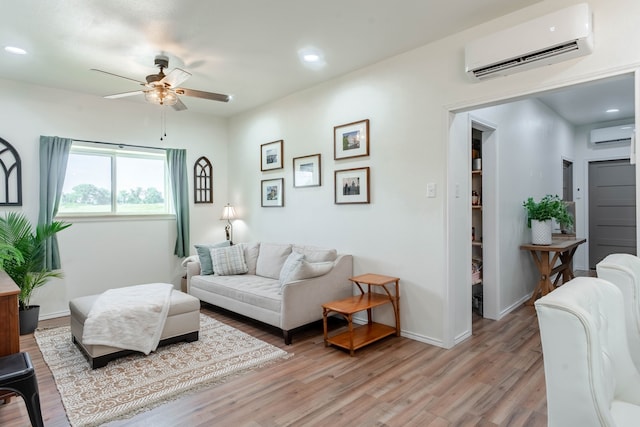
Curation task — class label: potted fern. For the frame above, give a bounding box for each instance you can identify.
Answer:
[523,194,574,245]
[0,212,71,334]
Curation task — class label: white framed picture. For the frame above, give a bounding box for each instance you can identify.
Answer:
[261,178,284,207]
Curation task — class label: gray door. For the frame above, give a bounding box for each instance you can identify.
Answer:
[588,159,636,268]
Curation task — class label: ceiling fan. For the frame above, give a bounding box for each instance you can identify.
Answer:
[91,55,230,111]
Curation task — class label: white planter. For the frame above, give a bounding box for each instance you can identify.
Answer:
[531,219,552,245]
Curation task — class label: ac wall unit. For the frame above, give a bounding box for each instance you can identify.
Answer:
[590,125,635,145]
[465,3,593,81]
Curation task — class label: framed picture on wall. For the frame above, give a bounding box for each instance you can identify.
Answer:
[334,167,370,204]
[293,154,321,187]
[261,140,283,171]
[334,119,369,160]
[261,178,284,207]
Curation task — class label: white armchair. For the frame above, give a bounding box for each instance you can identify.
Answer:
[596,253,640,371]
[535,277,640,426]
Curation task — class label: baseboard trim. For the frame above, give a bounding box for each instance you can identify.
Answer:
[39,309,70,321]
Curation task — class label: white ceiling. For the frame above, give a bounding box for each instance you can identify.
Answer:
[1,0,544,117]
[0,1,634,125]
[533,74,635,126]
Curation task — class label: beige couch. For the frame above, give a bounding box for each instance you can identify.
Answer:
[186,242,353,344]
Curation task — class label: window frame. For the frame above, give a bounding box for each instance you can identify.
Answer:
[56,141,174,220]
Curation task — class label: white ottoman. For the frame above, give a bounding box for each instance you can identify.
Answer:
[69,288,200,368]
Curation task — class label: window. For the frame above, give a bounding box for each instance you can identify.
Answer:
[59,142,170,216]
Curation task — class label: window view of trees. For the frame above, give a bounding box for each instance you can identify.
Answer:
[58,144,168,215]
[61,184,164,206]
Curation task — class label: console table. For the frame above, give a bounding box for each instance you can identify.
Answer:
[322,273,400,356]
[520,237,586,305]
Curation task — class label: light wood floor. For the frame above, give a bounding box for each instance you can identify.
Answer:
[0,301,549,427]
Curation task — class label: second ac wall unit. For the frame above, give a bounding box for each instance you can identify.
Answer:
[465,3,594,81]
[590,125,635,145]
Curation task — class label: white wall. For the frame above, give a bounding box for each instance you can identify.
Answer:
[228,0,640,347]
[0,79,229,318]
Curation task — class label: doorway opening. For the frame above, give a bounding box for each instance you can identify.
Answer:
[447,70,637,347]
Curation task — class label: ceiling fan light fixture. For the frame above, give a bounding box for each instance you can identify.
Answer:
[145,87,178,106]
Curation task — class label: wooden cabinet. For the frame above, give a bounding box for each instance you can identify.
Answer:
[0,272,20,403]
[322,273,400,356]
[0,271,20,357]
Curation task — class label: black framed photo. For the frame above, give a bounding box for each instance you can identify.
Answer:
[293,154,321,187]
[335,167,370,204]
[261,140,283,171]
[261,178,284,207]
[334,119,369,160]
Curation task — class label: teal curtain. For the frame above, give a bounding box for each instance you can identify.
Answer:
[166,149,190,257]
[38,136,72,270]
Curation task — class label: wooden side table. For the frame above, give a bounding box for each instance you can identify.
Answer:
[322,273,400,356]
[520,237,586,305]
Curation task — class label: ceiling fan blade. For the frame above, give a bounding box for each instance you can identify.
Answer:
[90,69,146,85]
[160,68,191,88]
[172,97,188,111]
[104,90,144,99]
[176,88,230,103]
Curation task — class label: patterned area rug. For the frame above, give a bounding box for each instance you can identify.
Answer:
[35,314,290,427]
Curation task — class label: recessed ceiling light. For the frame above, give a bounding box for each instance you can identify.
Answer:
[4,46,27,55]
[298,47,326,69]
[606,108,620,113]
[303,53,320,63]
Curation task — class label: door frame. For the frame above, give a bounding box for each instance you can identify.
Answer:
[444,67,640,348]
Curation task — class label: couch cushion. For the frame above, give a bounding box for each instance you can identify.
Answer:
[240,242,261,275]
[256,243,292,279]
[194,240,231,275]
[279,251,305,285]
[190,275,281,312]
[210,245,249,276]
[290,260,334,281]
[292,245,337,262]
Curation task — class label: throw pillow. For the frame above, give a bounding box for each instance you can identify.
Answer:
[289,260,334,281]
[292,245,338,263]
[240,242,261,275]
[210,245,249,276]
[194,240,231,275]
[255,243,292,279]
[279,251,305,286]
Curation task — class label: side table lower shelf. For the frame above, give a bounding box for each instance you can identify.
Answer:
[325,322,397,355]
[323,273,400,356]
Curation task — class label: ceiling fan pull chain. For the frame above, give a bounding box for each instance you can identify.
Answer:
[160,107,165,141]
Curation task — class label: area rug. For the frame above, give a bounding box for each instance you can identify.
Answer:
[34,314,291,427]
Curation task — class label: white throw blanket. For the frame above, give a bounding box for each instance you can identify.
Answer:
[82,283,174,355]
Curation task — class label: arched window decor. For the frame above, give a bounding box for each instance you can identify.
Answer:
[0,137,22,206]
[194,156,213,204]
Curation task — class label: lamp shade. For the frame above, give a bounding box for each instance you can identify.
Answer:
[220,204,237,221]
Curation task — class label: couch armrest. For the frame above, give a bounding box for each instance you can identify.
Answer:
[280,254,353,330]
[186,261,201,293]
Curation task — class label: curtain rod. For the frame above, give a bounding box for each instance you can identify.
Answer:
[72,139,167,152]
